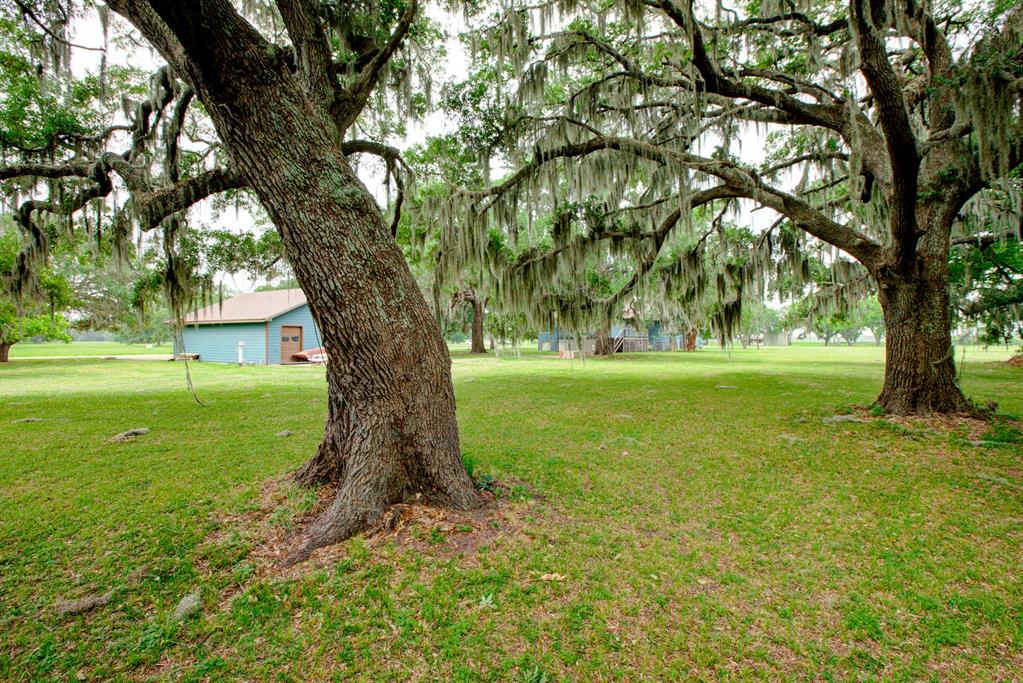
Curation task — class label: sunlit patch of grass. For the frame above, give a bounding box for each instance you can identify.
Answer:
[0,345,1021,680]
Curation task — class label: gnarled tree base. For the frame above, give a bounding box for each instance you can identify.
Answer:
[876,381,972,416]
[226,475,532,577]
[284,418,482,566]
[876,271,972,416]
[594,327,613,356]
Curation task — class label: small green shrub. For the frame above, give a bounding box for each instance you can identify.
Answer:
[463,454,497,491]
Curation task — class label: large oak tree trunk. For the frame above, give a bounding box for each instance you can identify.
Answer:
[121,1,481,563]
[251,120,480,560]
[237,95,478,562]
[470,298,486,354]
[594,326,613,356]
[876,263,969,414]
[0,342,11,362]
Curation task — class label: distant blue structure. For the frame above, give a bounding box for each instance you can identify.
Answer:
[174,289,321,365]
[538,321,693,353]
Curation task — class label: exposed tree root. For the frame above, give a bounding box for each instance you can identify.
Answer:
[284,459,484,567]
[841,404,1017,435]
[875,388,978,417]
[197,476,536,579]
[281,482,395,567]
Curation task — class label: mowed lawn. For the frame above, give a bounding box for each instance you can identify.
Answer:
[9,341,173,358]
[1,346,1021,681]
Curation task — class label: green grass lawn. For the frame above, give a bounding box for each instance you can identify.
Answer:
[1,346,1021,681]
[9,341,174,358]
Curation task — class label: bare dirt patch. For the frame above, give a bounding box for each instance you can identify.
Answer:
[204,476,540,580]
[844,405,1022,442]
[1005,354,1023,368]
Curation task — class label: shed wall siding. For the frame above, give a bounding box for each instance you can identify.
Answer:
[181,323,267,364]
[268,304,320,363]
[537,323,677,352]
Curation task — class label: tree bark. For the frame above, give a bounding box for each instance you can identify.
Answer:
[249,95,479,561]
[594,326,613,356]
[0,342,11,362]
[683,329,698,351]
[110,0,481,564]
[875,265,970,414]
[470,298,486,354]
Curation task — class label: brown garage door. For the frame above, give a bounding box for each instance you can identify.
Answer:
[280,325,303,363]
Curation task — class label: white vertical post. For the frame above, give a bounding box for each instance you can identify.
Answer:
[237,340,245,365]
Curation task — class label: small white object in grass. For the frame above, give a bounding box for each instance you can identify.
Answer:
[277,430,293,437]
[715,384,739,389]
[173,588,202,621]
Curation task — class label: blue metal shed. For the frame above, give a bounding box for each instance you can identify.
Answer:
[537,321,692,353]
[174,288,322,365]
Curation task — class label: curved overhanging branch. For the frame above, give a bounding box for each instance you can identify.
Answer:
[134,166,245,231]
[722,11,848,37]
[542,1,894,193]
[2,134,411,257]
[341,139,413,235]
[565,30,692,90]
[0,161,95,181]
[12,0,106,52]
[341,138,404,162]
[465,135,882,267]
[654,0,846,130]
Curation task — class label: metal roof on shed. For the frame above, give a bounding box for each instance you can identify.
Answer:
[183,289,307,324]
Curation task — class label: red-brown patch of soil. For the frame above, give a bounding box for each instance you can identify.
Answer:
[845,404,1021,440]
[205,476,537,580]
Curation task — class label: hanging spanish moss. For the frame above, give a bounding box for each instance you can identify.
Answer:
[415,0,1022,352]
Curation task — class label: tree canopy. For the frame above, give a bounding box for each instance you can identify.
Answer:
[421,0,1022,412]
[0,0,1020,405]
[0,220,71,359]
